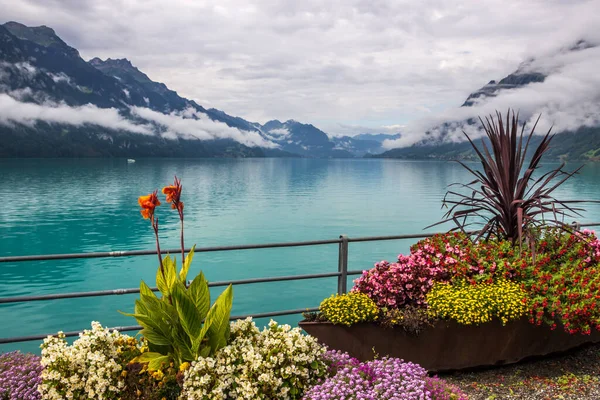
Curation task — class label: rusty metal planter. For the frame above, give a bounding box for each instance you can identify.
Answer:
[299,318,600,372]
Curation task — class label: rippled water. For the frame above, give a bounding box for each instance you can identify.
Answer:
[1,158,600,353]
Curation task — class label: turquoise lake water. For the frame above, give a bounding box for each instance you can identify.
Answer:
[2,158,600,354]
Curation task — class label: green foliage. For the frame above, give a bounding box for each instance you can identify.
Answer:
[120,246,233,368]
[319,292,379,326]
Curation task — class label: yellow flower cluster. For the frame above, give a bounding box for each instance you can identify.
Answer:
[426,279,528,326]
[319,292,379,326]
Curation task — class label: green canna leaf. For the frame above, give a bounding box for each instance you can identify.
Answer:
[172,282,202,341]
[179,245,196,283]
[156,265,169,297]
[140,280,157,299]
[171,324,198,362]
[199,345,211,358]
[206,284,233,354]
[134,351,164,363]
[137,295,175,334]
[192,303,216,354]
[118,311,156,329]
[148,355,171,371]
[134,299,148,315]
[163,255,178,292]
[188,271,210,319]
[140,328,171,346]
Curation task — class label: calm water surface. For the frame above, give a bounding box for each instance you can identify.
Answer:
[1,158,600,353]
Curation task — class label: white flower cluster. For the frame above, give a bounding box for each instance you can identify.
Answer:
[38,321,133,400]
[181,318,327,400]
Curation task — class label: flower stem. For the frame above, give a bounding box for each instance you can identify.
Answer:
[180,212,185,261]
[179,209,186,287]
[153,216,164,278]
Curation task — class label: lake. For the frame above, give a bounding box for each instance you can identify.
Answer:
[2,157,600,353]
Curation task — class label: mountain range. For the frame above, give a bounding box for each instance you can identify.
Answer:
[2,21,599,161]
[0,21,394,158]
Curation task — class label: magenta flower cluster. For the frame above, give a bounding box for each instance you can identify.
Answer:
[0,351,43,400]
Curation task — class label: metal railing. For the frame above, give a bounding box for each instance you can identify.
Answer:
[1,223,599,345]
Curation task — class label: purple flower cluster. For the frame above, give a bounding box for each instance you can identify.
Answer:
[0,351,43,400]
[321,350,360,375]
[304,353,430,400]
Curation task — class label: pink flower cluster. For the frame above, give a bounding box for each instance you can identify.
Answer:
[352,255,446,308]
[352,233,473,308]
[579,229,600,260]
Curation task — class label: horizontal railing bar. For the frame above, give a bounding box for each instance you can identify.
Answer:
[208,272,341,288]
[347,223,600,244]
[580,222,600,227]
[3,223,600,264]
[0,239,342,263]
[0,272,341,304]
[347,269,365,276]
[347,232,437,243]
[0,307,318,344]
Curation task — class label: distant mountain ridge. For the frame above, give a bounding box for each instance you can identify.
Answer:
[0,21,397,158]
[331,133,401,156]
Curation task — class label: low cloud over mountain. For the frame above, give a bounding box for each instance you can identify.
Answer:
[383,39,600,150]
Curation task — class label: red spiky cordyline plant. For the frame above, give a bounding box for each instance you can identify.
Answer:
[430,110,589,245]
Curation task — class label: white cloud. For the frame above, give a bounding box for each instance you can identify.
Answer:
[7,87,33,101]
[0,61,37,79]
[130,106,277,148]
[0,94,276,148]
[0,93,150,133]
[262,127,290,141]
[49,72,71,84]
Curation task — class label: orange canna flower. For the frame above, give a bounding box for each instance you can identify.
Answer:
[138,190,161,219]
[140,208,152,219]
[162,185,178,203]
[162,176,183,213]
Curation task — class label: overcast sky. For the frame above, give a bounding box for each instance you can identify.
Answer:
[1,0,599,137]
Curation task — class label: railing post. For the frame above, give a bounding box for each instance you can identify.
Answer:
[338,235,349,294]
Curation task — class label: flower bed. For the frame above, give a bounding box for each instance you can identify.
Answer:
[301,228,600,370]
[1,321,465,399]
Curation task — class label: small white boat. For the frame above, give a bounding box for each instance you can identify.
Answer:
[127,159,136,163]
